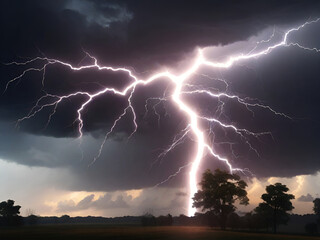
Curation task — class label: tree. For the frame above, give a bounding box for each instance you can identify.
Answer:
[313,198,320,220]
[254,202,274,231]
[226,212,240,229]
[242,212,263,230]
[0,200,21,217]
[141,213,156,226]
[60,214,71,224]
[25,214,39,225]
[193,169,249,230]
[156,214,173,226]
[0,199,22,226]
[258,183,294,233]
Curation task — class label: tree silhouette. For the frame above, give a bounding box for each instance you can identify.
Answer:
[254,202,274,231]
[141,213,156,226]
[226,212,240,229]
[0,199,22,226]
[257,183,294,233]
[0,200,21,217]
[313,198,320,226]
[193,169,249,230]
[313,198,320,216]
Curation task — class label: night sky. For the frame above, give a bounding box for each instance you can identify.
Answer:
[0,0,320,217]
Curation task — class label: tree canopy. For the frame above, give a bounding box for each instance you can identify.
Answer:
[193,169,249,229]
[313,198,320,225]
[313,198,320,216]
[0,199,22,226]
[0,199,21,218]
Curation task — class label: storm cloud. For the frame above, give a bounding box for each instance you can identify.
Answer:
[0,0,320,196]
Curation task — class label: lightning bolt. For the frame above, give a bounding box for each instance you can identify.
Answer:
[4,18,320,217]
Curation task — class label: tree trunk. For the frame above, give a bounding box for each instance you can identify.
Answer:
[220,217,226,230]
[220,212,227,230]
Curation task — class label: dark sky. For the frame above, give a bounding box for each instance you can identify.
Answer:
[1,0,320,195]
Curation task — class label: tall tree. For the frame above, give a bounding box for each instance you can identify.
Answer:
[258,183,294,233]
[193,169,249,229]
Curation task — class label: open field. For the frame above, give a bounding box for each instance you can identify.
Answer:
[1,225,320,240]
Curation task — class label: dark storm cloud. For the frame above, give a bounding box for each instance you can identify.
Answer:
[0,0,320,191]
[1,0,320,135]
[194,36,320,178]
[0,121,193,191]
[65,0,133,28]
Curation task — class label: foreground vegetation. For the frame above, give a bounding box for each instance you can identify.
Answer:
[1,225,320,240]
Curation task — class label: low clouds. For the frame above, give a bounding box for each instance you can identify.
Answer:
[0,121,193,191]
[297,194,314,202]
[57,193,129,213]
[56,188,187,216]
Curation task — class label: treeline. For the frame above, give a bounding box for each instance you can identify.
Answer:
[139,213,317,234]
[2,212,318,232]
[141,214,173,226]
[0,200,319,235]
[23,215,142,225]
[174,212,289,230]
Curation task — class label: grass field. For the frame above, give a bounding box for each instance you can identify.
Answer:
[1,225,320,240]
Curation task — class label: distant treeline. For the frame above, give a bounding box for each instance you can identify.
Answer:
[141,214,173,226]
[0,197,319,235]
[22,215,142,225]
[7,212,315,234]
[174,212,319,233]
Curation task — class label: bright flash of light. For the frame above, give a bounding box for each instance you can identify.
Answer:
[4,18,320,216]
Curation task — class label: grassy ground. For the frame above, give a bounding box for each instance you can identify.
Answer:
[1,225,320,240]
